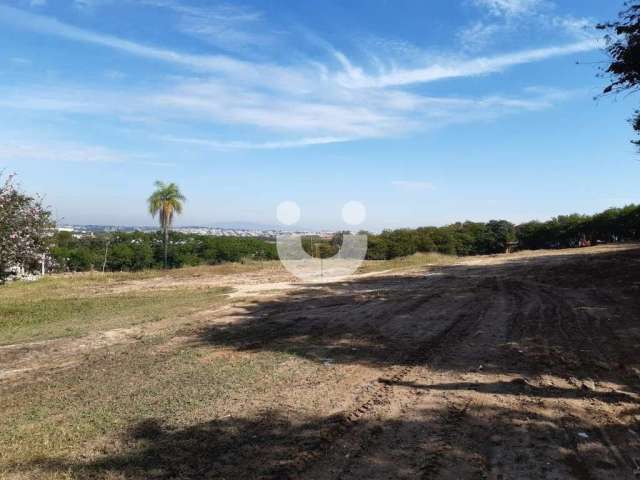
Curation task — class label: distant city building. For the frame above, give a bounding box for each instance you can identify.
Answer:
[57,224,338,239]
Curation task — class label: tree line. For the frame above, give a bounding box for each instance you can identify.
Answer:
[51,231,278,272]
[5,171,640,276]
[364,204,640,260]
[364,219,516,259]
[46,203,640,271]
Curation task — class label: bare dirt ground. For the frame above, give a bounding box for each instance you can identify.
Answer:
[4,243,640,479]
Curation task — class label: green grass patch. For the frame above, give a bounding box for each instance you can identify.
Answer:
[0,338,318,479]
[0,281,231,345]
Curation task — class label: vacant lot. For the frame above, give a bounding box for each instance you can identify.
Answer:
[2,245,640,479]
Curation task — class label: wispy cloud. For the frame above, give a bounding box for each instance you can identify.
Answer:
[161,135,354,150]
[69,0,273,52]
[392,180,434,191]
[0,5,262,76]
[458,21,501,52]
[0,82,577,143]
[143,0,272,52]
[0,141,128,163]
[335,39,601,88]
[550,16,595,40]
[1,5,601,89]
[0,5,600,148]
[0,138,174,166]
[471,0,545,17]
[460,0,597,52]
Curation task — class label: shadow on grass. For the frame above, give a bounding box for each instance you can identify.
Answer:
[17,402,640,479]
[196,246,640,387]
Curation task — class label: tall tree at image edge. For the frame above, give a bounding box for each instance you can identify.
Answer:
[599,1,640,145]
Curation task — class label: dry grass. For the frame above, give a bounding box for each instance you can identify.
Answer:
[358,252,457,274]
[0,274,231,345]
[0,254,455,345]
[43,259,284,284]
[0,265,321,479]
[1,337,319,479]
[0,255,464,478]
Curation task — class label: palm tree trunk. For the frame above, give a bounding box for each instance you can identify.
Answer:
[164,226,169,268]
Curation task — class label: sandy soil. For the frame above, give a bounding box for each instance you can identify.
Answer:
[4,243,640,479]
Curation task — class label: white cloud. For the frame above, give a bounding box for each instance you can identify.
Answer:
[69,0,273,52]
[392,180,434,191]
[335,38,601,88]
[0,139,174,166]
[0,6,264,76]
[148,79,405,137]
[460,0,597,53]
[0,5,601,91]
[458,21,501,52]
[550,16,594,40]
[0,87,119,113]
[0,141,128,163]
[0,81,582,148]
[147,1,271,51]
[0,5,599,148]
[1,80,576,143]
[471,0,544,17]
[161,135,354,150]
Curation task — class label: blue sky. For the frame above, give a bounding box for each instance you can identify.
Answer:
[0,0,636,230]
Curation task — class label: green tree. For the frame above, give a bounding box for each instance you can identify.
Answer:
[599,2,640,145]
[487,220,516,253]
[130,242,154,270]
[68,247,96,271]
[366,236,390,259]
[147,181,186,268]
[108,243,134,271]
[415,227,437,252]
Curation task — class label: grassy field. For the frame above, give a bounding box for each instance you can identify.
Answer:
[1,331,321,479]
[0,275,232,345]
[0,255,464,479]
[357,252,457,273]
[6,247,640,478]
[0,266,326,479]
[0,254,459,345]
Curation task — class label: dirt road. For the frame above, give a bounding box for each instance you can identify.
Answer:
[4,244,640,479]
[205,243,640,479]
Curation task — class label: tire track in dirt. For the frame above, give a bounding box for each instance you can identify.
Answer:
[299,263,640,480]
[275,277,500,480]
[495,277,640,479]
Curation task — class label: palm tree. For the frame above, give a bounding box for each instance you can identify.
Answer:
[147,181,185,268]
